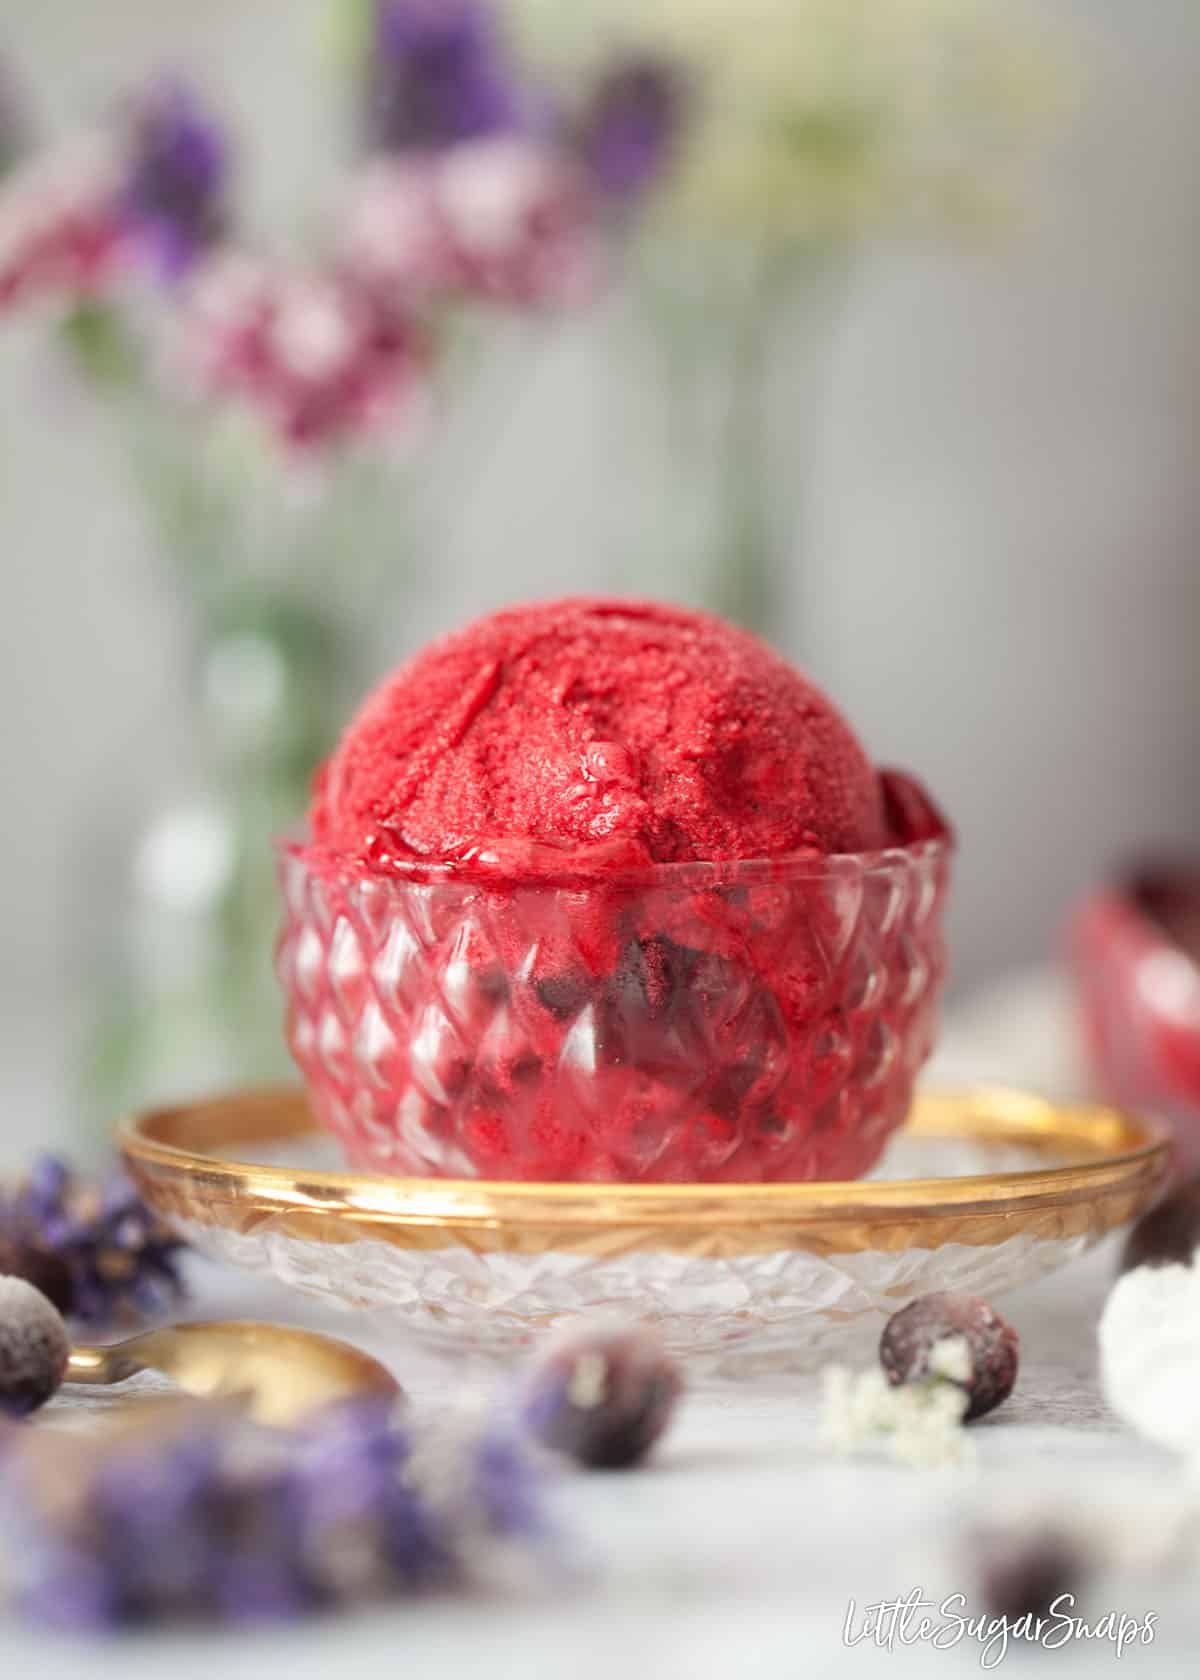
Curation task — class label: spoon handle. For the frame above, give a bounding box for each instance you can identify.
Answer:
[65,1343,145,1386]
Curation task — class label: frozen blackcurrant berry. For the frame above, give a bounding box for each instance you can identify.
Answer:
[1120,1178,1200,1273]
[0,1275,70,1417]
[0,1239,74,1316]
[533,973,592,1021]
[973,1525,1088,1624]
[522,1325,683,1469]
[880,1292,1018,1421]
[610,935,700,1016]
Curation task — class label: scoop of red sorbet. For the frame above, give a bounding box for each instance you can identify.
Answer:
[311,597,887,866]
[286,597,951,1182]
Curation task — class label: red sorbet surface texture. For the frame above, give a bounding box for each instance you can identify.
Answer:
[311,597,888,866]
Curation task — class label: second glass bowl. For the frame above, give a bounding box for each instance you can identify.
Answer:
[277,836,951,1183]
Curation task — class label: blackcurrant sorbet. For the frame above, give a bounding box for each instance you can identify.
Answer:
[280,598,952,1183]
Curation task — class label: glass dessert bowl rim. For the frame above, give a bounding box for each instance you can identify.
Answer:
[277,830,953,891]
[117,1086,1170,1258]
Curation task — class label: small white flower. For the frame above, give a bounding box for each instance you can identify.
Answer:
[820,1352,972,1469]
[929,1333,971,1384]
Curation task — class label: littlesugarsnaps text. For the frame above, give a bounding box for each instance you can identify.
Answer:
[842,1588,1157,1668]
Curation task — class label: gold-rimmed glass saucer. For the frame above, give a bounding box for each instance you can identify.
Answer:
[119,1086,1168,1377]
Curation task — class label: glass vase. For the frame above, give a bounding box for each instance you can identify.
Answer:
[604,239,848,638]
[82,421,408,1128]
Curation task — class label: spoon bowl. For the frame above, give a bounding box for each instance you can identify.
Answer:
[66,1320,401,1426]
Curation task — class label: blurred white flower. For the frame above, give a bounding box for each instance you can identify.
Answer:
[820,1357,973,1469]
[506,0,1061,242]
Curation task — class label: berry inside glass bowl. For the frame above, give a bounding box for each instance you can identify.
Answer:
[277,810,950,1183]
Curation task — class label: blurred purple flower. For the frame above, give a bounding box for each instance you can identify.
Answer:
[1,1154,185,1326]
[2,1396,553,1630]
[295,1399,450,1597]
[121,79,229,278]
[365,0,523,154]
[575,58,686,207]
[471,1425,548,1538]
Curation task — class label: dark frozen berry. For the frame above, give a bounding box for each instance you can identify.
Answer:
[533,973,592,1021]
[474,967,511,1006]
[508,1052,543,1086]
[973,1525,1088,1624]
[880,1292,1018,1421]
[1120,1178,1200,1273]
[0,1276,70,1417]
[522,1326,682,1469]
[610,935,699,1016]
[0,1239,75,1317]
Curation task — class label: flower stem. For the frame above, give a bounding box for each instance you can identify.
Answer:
[711,244,796,638]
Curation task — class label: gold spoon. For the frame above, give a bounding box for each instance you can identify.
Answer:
[64,1320,402,1427]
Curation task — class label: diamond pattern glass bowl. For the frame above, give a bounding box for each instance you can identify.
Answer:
[119,1086,1168,1379]
[276,836,951,1183]
[1071,866,1200,1180]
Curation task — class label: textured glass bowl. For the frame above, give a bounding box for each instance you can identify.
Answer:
[119,1086,1169,1378]
[1070,865,1200,1180]
[276,834,951,1183]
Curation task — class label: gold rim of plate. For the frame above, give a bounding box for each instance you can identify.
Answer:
[118,1086,1171,1259]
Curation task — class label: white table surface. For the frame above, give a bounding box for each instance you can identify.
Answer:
[2,968,1194,1676]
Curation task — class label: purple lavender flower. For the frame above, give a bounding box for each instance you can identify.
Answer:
[17,1548,120,1634]
[89,1431,234,1615]
[471,1426,548,1539]
[365,0,523,154]
[294,1398,450,1598]
[1,1155,185,1326]
[121,78,228,278]
[4,1417,310,1629]
[575,57,686,207]
[1,1396,553,1630]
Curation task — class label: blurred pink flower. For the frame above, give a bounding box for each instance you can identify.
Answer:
[177,251,427,452]
[0,80,229,316]
[435,137,599,307]
[339,157,451,301]
[0,139,125,311]
[339,137,599,314]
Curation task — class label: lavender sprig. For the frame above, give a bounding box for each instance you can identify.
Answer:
[364,0,524,154]
[1,1155,185,1327]
[1,1396,553,1630]
[574,57,686,209]
[120,78,229,279]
